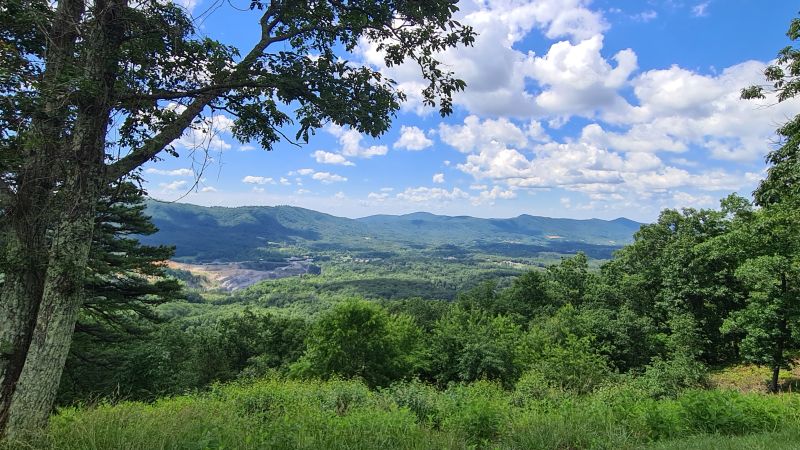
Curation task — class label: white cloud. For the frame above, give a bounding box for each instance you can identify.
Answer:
[368,192,389,201]
[584,60,800,162]
[279,177,291,186]
[146,168,194,177]
[200,186,217,192]
[296,189,311,195]
[672,191,715,208]
[239,144,256,152]
[312,171,348,184]
[397,187,469,203]
[159,180,187,191]
[432,173,445,184]
[632,10,657,22]
[354,0,608,116]
[394,126,433,151]
[326,124,388,158]
[692,2,710,17]
[472,186,517,205]
[242,176,274,185]
[527,35,637,120]
[334,192,346,199]
[313,150,355,166]
[439,115,530,153]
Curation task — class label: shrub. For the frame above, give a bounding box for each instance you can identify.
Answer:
[440,381,510,444]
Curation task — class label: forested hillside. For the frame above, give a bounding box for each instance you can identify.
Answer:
[142,200,640,261]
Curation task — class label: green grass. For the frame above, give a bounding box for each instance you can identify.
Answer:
[5,378,800,450]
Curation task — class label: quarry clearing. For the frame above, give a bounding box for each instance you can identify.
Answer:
[167,258,319,291]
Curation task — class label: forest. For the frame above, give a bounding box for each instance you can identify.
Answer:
[2,0,800,448]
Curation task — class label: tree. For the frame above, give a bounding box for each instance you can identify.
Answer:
[427,306,522,387]
[734,14,800,393]
[291,299,421,387]
[718,202,800,393]
[608,203,748,365]
[0,0,474,436]
[59,181,183,403]
[741,16,800,207]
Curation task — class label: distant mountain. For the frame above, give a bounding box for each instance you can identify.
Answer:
[141,200,642,262]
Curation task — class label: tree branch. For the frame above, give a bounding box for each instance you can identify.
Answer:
[105,6,283,183]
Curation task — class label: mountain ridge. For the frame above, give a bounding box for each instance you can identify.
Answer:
[141,200,643,262]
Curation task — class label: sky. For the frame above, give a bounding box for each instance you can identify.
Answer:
[142,0,800,222]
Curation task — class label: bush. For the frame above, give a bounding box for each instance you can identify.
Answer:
[381,379,443,426]
[634,355,708,399]
[440,381,510,444]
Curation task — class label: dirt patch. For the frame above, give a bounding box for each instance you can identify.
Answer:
[167,259,318,291]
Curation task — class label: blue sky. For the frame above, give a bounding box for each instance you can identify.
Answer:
[142,0,800,222]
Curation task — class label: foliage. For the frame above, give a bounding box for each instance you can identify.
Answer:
[291,299,422,387]
[8,378,800,450]
[427,306,523,387]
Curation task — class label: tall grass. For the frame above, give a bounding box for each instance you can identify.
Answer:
[4,377,800,449]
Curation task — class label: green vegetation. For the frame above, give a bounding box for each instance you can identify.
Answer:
[141,200,640,262]
[5,378,800,450]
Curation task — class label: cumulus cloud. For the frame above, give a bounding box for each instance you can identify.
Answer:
[159,180,187,191]
[354,0,608,116]
[583,60,800,162]
[527,35,637,120]
[313,150,355,166]
[394,126,433,151]
[439,115,530,153]
[472,186,517,205]
[241,176,274,185]
[368,192,389,201]
[312,171,348,184]
[432,173,445,184]
[326,124,388,158]
[397,187,469,203]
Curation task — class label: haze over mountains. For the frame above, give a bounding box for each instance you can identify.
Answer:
[142,200,642,262]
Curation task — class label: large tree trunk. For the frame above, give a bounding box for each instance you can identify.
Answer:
[5,183,99,436]
[1,0,125,437]
[0,218,48,432]
[0,0,84,431]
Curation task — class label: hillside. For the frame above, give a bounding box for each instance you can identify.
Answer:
[141,200,642,262]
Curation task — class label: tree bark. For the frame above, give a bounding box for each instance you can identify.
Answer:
[5,185,98,436]
[0,0,85,434]
[770,364,781,394]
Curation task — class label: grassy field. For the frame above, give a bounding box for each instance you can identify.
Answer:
[5,377,800,450]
